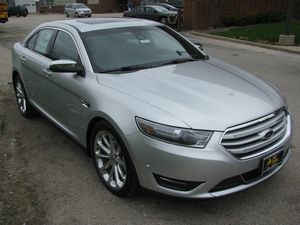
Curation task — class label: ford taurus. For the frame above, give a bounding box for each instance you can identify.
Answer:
[12,18,293,198]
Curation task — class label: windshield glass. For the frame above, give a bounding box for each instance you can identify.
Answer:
[74,4,87,9]
[83,26,205,73]
[152,5,169,12]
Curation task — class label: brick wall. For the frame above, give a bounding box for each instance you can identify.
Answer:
[184,0,299,30]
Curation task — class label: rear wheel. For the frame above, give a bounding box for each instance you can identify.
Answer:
[65,12,69,17]
[75,12,79,17]
[16,13,20,17]
[14,76,37,118]
[90,121,139,197]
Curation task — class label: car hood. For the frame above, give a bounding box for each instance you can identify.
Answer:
[96,58,283,131]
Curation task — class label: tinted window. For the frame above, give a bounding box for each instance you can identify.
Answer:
[34,29,55,56]
[51,31,79,61]
[135,7,144,12]
[27,33,38,50]
[145,7,156,13]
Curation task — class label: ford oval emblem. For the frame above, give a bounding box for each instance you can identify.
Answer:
[260,129,274,140]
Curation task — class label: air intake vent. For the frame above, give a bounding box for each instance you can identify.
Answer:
[153,174,203,191]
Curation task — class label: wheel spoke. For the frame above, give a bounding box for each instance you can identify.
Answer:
[115,157,125,168]
[103,160,112,170]
[108,133,117,151]
[117,164,126,180]
[23,98,26,112]
[114,164,122,187]
[102,133,110,148]
[94,150,109,159]
[108,164,115,181]
[97,139,110,155]
[16,85,22,94]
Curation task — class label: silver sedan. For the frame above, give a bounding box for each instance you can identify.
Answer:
[12,18,293,198]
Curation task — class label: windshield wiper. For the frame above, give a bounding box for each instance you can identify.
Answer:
[158,58,199,67]
[101,65,152,73]
[100,58,199,73]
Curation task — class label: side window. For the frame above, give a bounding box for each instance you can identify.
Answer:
[27,33,38,50]
[136,7,144,13]
[34,29,55,56]
[51,31,79,61]
[146,7,155,13]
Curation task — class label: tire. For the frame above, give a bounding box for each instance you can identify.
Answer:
[14,76,37,118]
[65,12,69,17]
[88,14,91,17]
[75,12,79,18]
[16,13,20,17]
[160,16,167,24]
[90,121,139,197]
[23,13,27,17]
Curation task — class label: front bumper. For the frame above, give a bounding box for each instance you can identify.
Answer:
[78,12,91,17]
[126,115,293,198]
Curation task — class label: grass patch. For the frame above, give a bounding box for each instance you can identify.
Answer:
[211,21,300,45]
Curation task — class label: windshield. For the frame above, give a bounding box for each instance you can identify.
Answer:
[83,26,205,73]
[74,4,88,9]
[152,5,169,12]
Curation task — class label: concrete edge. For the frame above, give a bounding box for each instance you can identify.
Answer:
[190,31,300,55]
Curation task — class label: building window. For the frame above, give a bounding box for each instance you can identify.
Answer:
[88,0,99,5]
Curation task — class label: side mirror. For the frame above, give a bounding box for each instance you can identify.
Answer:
[50,60,85,77]
[193,42,203,50]
[193,42,209,60]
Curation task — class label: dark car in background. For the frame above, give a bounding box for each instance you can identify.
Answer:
[124,5,177,25]
[8,5,28,17]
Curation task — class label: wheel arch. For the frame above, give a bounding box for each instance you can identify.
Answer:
[85,114,134,158]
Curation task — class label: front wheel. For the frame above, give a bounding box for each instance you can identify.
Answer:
[160,17,167,24]
[90,121,139,197]
[75,12,79,18]
[14,76,37,118]
[65,12,69,17]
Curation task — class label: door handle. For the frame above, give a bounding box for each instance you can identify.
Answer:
[43,68,52,77]
[20,56,26,63]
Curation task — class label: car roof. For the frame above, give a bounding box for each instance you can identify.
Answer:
[42,18,161,33]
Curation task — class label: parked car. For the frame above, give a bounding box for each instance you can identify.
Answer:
[64,3,92,18]
[12,18,292,198]
[8,5,28,17]
[124,5,177,25]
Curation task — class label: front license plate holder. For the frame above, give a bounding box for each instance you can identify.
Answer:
[261,150,284,175]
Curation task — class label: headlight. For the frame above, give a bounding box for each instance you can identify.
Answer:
[136,117,213,148]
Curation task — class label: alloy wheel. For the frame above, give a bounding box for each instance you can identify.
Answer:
[93,130,127,190]
[15,80,27,114]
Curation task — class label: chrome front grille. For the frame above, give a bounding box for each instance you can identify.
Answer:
[221,108,287,159]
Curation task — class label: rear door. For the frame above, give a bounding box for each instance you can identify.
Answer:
[135,6,145,18]
[145,7,158,21]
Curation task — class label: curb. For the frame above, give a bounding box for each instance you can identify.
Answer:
[190,31,300,55]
